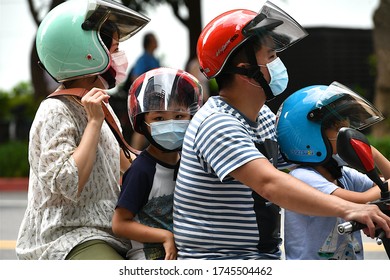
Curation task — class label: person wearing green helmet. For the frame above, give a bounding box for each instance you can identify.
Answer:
[15,0,149,260]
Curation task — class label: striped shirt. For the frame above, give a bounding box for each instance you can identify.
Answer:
[173,96,286,259]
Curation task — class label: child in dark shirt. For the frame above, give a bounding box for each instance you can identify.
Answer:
[112,67,203,260]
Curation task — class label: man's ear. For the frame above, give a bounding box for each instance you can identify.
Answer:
[236,62,250,69]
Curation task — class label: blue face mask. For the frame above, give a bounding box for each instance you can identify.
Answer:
[260,57,289,96]
[147,120,190,151]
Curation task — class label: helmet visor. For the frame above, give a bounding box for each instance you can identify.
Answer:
[83,0,150,41]
[309,82,384,130]
[242,1,308,52]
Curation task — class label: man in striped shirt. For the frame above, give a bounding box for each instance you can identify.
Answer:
[173,1,390,260]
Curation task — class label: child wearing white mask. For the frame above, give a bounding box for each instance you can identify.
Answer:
[112,67,203,260]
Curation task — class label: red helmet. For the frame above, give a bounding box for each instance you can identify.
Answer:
[197,1,308,79]
[128,67,203,133]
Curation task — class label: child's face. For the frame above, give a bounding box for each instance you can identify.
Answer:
[325,127,338,155]
[144,110,191,124]
[325,120,350,154]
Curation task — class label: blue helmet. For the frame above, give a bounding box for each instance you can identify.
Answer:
[276,81,384,165]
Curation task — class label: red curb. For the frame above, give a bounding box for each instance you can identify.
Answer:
[0,178,29,192]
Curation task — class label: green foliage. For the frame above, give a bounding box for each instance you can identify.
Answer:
[368,135,390,160]
[0,82,39,122]
[209,78,219,95]
[0,141,29,177]
[349,84,369,100]
[368,53,377,77]
[0,90,12,120]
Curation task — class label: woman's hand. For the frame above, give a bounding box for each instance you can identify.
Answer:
[74,88,110,193]
[81,88,110,125]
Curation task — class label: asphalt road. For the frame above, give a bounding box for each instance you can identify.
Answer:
[0,191,388,260]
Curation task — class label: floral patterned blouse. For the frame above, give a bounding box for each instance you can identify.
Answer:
[16,96,130,259]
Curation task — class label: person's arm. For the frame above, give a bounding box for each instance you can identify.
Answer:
[332,186,380,204]
[112,207,177,260]
[330,145,390,216]
[371,146,390,180]
[72,88,109,194]
[230,157,390,238]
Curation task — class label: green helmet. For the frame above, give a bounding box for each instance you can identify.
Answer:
[36,0,150,82]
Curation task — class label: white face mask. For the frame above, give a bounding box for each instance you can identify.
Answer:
[259,57,289,96]
[111,50,128,85]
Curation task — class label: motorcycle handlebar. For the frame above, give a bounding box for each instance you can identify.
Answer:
[337,221,385,245]
[337,221,365,235]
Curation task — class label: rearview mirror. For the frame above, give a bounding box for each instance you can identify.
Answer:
[336,127,388,194]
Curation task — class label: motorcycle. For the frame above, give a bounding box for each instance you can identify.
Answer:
[336,127,390,258]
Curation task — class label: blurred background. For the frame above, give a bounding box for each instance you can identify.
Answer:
[0,0,389,177]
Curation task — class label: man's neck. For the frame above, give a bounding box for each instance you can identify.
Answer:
[220,87,265,122]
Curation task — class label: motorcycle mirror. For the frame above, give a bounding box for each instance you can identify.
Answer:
[337,128,374,173]
[337,127,388,193]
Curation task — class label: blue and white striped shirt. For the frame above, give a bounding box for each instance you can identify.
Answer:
[173,96,286,259]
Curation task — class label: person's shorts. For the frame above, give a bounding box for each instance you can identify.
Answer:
[65,240,125,260]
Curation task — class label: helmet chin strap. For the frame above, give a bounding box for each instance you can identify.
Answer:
[323,157,343,180]
[228,66,274,101]
[244,45,275,101]
[224,45,275,101]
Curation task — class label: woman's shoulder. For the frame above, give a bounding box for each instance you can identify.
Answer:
[38,95,74,111]
[32,96,84,129]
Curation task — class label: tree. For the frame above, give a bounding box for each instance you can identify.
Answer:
[27,0,202,100]
[28,0,64,101]
[123,0,202,68]
[372,0,390,137]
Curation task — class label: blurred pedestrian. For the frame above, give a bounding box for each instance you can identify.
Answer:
[130,32,160,81]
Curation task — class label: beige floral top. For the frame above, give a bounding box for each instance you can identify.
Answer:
[16,96,130,259]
